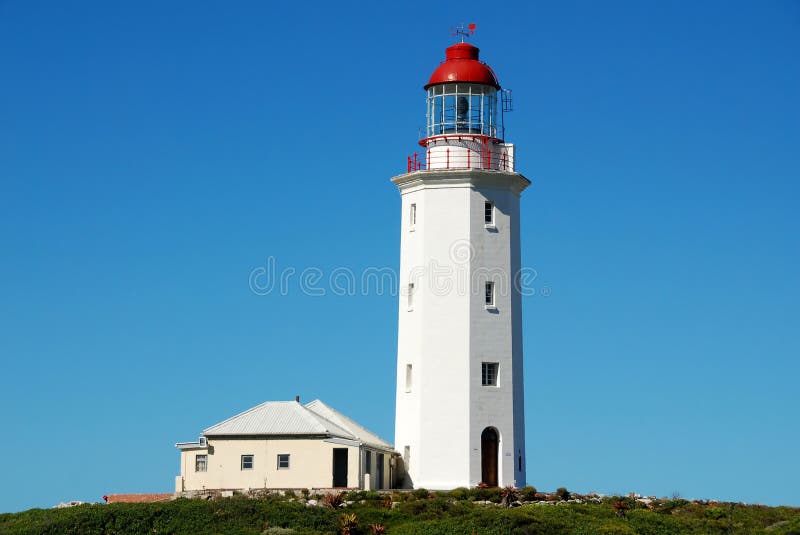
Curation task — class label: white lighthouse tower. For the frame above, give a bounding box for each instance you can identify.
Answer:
[393,37,530,489]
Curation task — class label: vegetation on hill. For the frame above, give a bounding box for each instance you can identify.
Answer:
[1,488,799,535]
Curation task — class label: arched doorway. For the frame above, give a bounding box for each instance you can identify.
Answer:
[481,427,499,487]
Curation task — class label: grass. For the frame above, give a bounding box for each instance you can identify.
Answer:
[1,491,798,535]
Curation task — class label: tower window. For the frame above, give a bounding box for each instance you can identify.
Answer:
[484,201,494,225]
[277,454,290,469]
[485,281,495,307]
[482,362,499,386]
[241,454,254,470]
[195,454,207,472]
[408,283,415,310]
[405,364,412,393]
[410,203,417,228]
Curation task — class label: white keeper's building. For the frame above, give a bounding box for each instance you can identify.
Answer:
[175,399,395,492]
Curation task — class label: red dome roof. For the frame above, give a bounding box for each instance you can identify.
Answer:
[425,42,500,89]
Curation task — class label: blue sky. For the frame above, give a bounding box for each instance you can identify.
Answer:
[1,0,798,512]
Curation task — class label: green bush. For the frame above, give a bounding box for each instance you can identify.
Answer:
[470,486,502,503]
[519,486,538,502]
[412,488,431,500]
[556,487,571,501]
[342,490,381,502]
[447,487,470,501]
[1,492,798,535]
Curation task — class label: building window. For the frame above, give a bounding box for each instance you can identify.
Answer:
[195,454,207,472]
[241,454,254,470]
[365,451,372,474]
[484,201,494,225]
[482,362,499,386]
[407,283,415,310]
[405,364,412,393]
[485,281,495,307]
[277,454,290,469]
[410,203,417,228]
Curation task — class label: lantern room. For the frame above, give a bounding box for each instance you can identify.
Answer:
[410,41,515,173]
[424,42,501,139]
[426,83,499,138]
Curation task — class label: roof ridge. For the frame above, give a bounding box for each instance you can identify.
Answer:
[297,402,355,439]
[203,400,293,434]
[306,400,392,448]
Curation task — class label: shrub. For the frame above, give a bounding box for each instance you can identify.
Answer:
[500,486,518,507]
[412,488,432,500]
[518,486,538,502]
[392,491,411,502]
[370,523,387,534]
[651,498,690,515]
[339,512,358,535]
[323,492,345,509]
[556,487,571,501]
[612,498,632,518]
[395,496,454,518]
[471,486,502,503]
[448,487,470,501]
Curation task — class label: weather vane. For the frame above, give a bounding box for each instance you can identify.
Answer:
[451,23,477,43]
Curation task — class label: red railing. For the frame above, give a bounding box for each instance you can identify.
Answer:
[408,153,424,172]
[406,146,513,173]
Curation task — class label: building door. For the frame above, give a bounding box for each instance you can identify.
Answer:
[481,427,499,487]
[376,453,384,489]
[332,448,348,488]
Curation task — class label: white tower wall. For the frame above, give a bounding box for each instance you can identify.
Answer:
[393,169,529,489]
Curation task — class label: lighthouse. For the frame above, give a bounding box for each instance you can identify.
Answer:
[393,37,530,489]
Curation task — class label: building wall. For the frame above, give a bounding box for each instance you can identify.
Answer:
[360,448,394,490]
[393,169,528,490]
[468,184,526,488]
[395,179,472,489]
[178,438,363,491]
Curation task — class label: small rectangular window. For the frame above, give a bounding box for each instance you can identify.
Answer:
[484,201,494,225]
[405,364,412,393]
[241,454,254,470]
[195,454,207,472]
[482,362,499,386]
[277,454,290,469]
[408,283,415,310]
[410,203,417,227]
[485,281,495,307]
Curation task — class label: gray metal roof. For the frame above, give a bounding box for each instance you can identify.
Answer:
[305,399,393,450]
[202,400,354,438]
[198,399,394,451]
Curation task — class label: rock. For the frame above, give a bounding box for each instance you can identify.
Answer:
[307,499,318,506]
[53,501,84,509]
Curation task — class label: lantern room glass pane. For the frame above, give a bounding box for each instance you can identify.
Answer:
[426,84,498,138]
